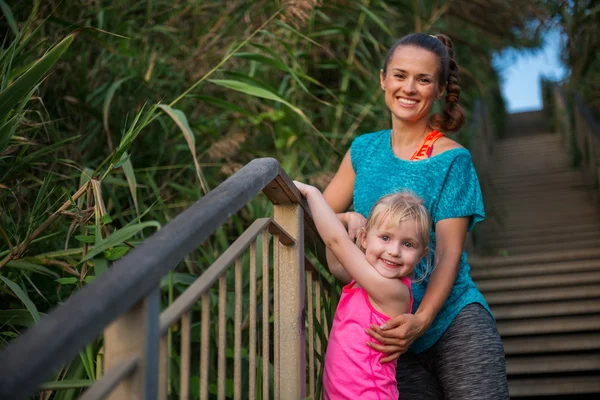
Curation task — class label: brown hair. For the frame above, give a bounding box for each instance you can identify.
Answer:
[382,33,465,132]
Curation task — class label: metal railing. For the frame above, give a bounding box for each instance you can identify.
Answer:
[552,85,600,204]
[0,157,333,400]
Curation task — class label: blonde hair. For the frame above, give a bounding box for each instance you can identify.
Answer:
[362,191,433,280]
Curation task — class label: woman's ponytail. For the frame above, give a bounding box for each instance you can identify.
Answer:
[429,34,465,132]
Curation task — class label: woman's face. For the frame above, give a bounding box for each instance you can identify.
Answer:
[380,45,446,125]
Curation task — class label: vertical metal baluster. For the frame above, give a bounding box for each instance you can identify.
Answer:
[249,240,257,400]
[315,279,322,372]
[200,294,210,400]
[180,312,191,400]
[218,275,227,400]
[261,231,269,400]
[159,336,168,400]
[307,272,315,400]
[273,235,280,400]
[234,257,242,400]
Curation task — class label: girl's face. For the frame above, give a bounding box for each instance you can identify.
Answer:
[379,45,446,125]
[360,215,427,280]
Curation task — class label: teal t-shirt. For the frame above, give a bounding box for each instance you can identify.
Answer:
[350,129,490,353]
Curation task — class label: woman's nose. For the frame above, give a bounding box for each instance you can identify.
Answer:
[403,79,417,94]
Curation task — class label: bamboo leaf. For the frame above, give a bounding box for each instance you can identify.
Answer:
[103,76,134,141]
[0,309,45,327]
[356,3,392,36]
[208,79,308,121]
[39,380,93,390]
[0,33,75,121]
[56,277,78,285]
[0,0,19,36]
[5,260,60,277]
[121,155,139,215]
[158,104,208,193]
[0,275,40,323]
[80,221,161,262]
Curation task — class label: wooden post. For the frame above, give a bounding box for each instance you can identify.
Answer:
[104,294,157,400]
[273,204,306,399]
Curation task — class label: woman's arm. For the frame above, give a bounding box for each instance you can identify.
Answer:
[323,151,355,213]
[365,217,468,362]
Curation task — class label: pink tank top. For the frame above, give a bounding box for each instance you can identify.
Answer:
[323,277,413,399]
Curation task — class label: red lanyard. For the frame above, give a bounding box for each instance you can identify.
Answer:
[410,130,444,160]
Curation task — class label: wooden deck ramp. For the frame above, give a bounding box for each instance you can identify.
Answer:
[472,111,600,399]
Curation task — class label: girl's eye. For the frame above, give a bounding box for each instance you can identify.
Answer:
[381,235,390,242]
[404,241,414,248]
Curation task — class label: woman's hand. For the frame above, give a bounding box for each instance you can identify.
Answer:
[343,211,366,241]
[365,313,430,363]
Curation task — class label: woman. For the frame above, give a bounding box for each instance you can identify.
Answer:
[323,33,509,399]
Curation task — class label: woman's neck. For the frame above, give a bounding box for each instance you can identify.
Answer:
[390,118,431,149]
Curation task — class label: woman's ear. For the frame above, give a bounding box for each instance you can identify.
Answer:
[437,84,447,100]
[380,69,386,91]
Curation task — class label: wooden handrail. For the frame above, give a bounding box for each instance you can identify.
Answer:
[0,157,328,399]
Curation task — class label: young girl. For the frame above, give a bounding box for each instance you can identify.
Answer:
[294,181,431,399]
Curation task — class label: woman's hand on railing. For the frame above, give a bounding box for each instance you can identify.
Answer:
[364,313,429,363]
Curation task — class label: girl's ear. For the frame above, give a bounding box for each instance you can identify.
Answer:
[359,229,368,250]
[421,245,429,259]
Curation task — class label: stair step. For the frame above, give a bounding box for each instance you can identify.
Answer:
[509,376,600,397]
[507,353,600,375]
[497,315,600,336]
[470,248,600,268]
[471,259,600,279]
[491,298,600,319]
[488,239,600,256]
[487,230,600,248]
[503,332,600,355]
[484,284,600,305]
[478,271,600,292]
[482,222,600,241]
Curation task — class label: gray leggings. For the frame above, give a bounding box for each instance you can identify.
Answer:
[396,304,509,400]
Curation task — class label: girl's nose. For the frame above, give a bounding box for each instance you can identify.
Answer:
[387,244,401,257]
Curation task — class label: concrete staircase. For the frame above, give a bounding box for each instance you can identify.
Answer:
[472,112,600,399]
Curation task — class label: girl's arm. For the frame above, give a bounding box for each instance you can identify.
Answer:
[365,217,467,362]
[295,181,405,313]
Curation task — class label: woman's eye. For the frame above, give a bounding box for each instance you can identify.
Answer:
[395,74,405,79]
[419,78,431,84]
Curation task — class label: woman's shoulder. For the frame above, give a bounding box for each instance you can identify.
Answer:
[430,135,464,156]
[350,129,391,163]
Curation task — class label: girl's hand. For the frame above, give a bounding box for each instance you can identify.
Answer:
[365,313,429,363]
[344,212,366,242]
[293,181,316,197]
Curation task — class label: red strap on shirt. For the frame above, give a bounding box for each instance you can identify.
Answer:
[410,130,444,160]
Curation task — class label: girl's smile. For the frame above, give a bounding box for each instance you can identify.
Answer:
[360,216,427,279]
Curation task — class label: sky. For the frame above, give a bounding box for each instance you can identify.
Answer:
[493,29,568,113]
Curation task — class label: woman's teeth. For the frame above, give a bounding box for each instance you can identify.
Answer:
[398,98,417,105]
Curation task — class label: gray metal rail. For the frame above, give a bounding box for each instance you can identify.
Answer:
[0,157,325,399]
